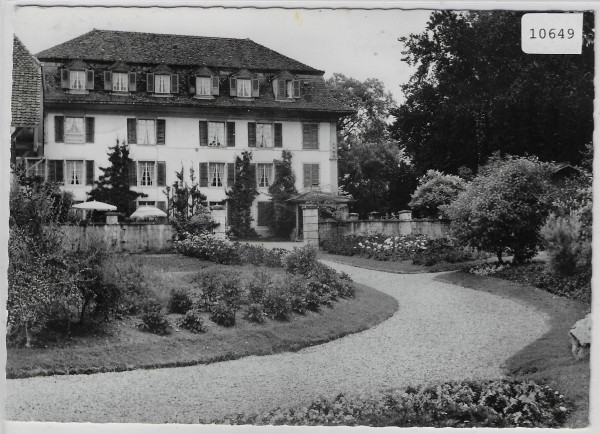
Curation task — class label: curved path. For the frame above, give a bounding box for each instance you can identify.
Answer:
[6,261,550,423]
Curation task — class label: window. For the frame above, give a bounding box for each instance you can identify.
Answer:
[257,163,274,188]
[70,71,86,90]
[237,79,251,97]
[138,201,155,206]
[275,78,300,100]
[66,160,84,185]
[138,161,155,186]
[302,123,319,149]
[209,163,225,187]
[303,163,320,189]
[208,122,225,147]
[113,72,128,92]
[256,123,273,148]
[155,75,171,94]
[65,117,85,143]
[196,77,211,96]
[26,159,45,178]
[136,120,156,145]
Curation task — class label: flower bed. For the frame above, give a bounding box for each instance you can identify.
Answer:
[322,234,475,266]
[205,380,570,428]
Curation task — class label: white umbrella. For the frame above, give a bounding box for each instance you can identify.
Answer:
[72,200,117,211]
[130,205,168,219]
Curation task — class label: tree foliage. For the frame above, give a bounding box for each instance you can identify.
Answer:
[267,150,298,238]
[88,140,146,214]
[391,10,594,176]
[227,151,258,238]
[409,170,465,218]
[445,155,552,263]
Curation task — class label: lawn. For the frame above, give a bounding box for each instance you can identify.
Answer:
[7,253,398,379]
[435,271,591,428]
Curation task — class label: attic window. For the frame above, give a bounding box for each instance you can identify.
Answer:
[229,70,259,98]
[276,78,300,100]
[61,61,94,93]
[237,79,251,97]
[146,66,179,95]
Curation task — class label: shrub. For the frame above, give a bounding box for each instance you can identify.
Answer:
[209,301,236,327]
[263,290,292,321]
[193,269,242,311]
[168,288,193,314]
[174,233,240,264]
[409,169,466,218]
[236,244,287,267]
[411,237,474,266]
[139,300,171,335]
[246,270,272,304]
[243,303,266,323]
[283,245,318,275]
[177,308,207,333]
[284,276,310,314]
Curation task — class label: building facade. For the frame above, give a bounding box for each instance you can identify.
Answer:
[33,29,352,235]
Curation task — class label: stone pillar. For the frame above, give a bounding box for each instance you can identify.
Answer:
[398,210,412,221]
[105,213,119,224]
[211,205,227,239]
[302,204,319,247]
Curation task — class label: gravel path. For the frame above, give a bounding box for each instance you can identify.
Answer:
[6,261,550,423]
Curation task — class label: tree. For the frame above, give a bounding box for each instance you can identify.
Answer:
[409,170,465,218]
[164,167,211,237]
[227,151,258,238]
[445,155,552,263]
[267,150,297,238]
[88,140,146,214]
[391,10,594,176]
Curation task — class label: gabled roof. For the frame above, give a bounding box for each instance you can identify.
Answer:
[12,36,42,127]
[36,29,323,73]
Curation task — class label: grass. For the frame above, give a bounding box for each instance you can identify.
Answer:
[6,253,398,379]
[435,271,591,427]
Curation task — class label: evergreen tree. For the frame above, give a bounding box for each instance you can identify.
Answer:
[88,140,146,214]
[227,151,258,238]
[267,150,297,238]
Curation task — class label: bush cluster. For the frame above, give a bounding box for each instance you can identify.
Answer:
[168,288,193,314]
[138,300,171,335]
[176,308,207,333]
[206,380,570,428]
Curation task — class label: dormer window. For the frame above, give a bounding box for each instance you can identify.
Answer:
[274,71,300,100]
[61,60,94,94]
[113,73,128,91]
[237,79,252,97]
[230,69,259,98]
[190,67,219,98]
[70,71,86,90]
[104,62,137,93]
[155,74,171,94]
[147,64,178,96]
[196,77,211,96]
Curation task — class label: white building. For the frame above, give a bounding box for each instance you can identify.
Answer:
[32,29,352,235]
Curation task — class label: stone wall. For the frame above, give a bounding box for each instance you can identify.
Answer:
[318,219,451,243]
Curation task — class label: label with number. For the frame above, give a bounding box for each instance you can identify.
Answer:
[522,13,583,54]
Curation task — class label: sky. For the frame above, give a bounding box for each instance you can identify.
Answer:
[13,6,433,104]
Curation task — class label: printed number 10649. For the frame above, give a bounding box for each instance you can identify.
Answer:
[529,28,575,39]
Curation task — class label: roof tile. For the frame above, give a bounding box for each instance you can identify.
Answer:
[11,36,42,126]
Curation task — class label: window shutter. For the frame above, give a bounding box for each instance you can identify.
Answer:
[85,70,94,90]
[211,76,220,95]
[189,75,196,94]
[229,77,237,96]
[293,79,300,98]
[250,163,257,189]
[170,74,179,93]
[277,79,285,99]
[85,160,95,186]
[128,161,137,186]
[129,72,137,92]
[251,78,260,97]
[127,118,137,144]
[156,119,166,145]
[199,120,208,146]
[199,162,209,187]
[146,73,155,92]
[226,122,235,147]
[61,69,70,89]
[311,164,320,187]
[274,123,283,148]
[227,162,235,187]
[157,161,166,186]
[104,71,113,91]
[156,201,167,212]
[303,164,311,189]
[247,122,256,147]
[85,117,95,143]
[54,116,64,143]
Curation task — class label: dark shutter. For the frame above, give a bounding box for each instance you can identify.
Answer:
[247,122,256,147]
[157,161,166,186]
[189,75,196,94]
[85,117,95,143]
[156,201,167,212]
[293,79,300,98]
[277,80,285,99]
[85,160,95,186]
[104,71,113,91]
[85,70,94,90]
[199,121,208,146]
[199,162,209,187]
[303,123,318,149]
[146,73,154,92]
[48,160,64,184]
[250,163,257,189]
[127,118,137,144]
[61,69,70,89]
[311,164,320,187]
[274,123,283,148]
[227,162,235,187]
[128,161,137,186]
[170,74,179,93]
[211,76,220,95]
[129,72,137,92]
[54,116,64,143]
[156,119,166,145]
[226,122,235,147]
[229,77,237,96]
[257,202,269,226]
[251,78,260,97]
[303,164,311,188]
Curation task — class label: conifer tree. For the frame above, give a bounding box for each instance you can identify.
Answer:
[227,151,258,238]
[267,150,297,238]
